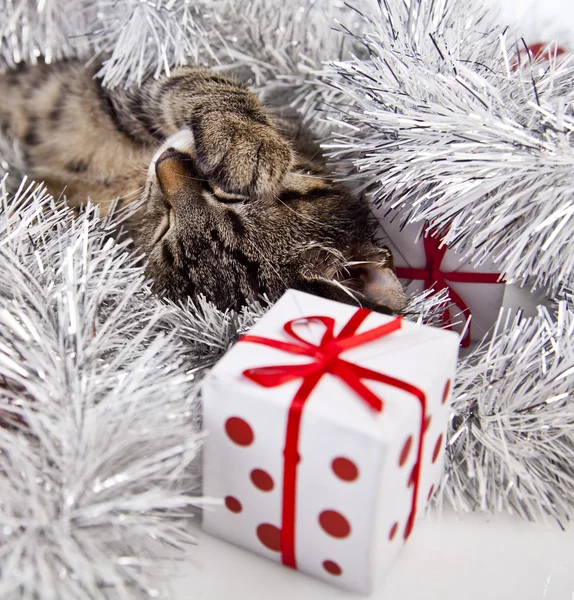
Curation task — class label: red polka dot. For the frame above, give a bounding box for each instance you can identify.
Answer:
[319,510,351,538]
[427,485,435,501]
[388,522,398,540]
[331,457,359,482]
[225,496,242,513]
[225,417,254,446]
[399,436,412,467]
[404,514,415,539]
[323,560,342,576]
[432,433,444,464]
[424,415,432,432]
[256,523,281,552]
[250,468,274,491]
[442,380,451,404]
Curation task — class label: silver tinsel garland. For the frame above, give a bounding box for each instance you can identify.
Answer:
[320,0,574,295]
[442,302,574,523]
[1,0,574,597]
[0,178,208,598]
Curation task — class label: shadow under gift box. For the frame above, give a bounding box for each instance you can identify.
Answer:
[201,290,459,594]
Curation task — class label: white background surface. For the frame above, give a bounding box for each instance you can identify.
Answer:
[171,1,574,598]
[171,511,574,600]
[484,0,574,45]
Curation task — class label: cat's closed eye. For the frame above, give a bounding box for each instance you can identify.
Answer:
[207,182,249,204]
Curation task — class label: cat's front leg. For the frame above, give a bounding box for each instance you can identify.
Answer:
[136,69,293,197]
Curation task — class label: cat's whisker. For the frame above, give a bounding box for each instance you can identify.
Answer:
[296,172,329,180]
[343,259,391,268]
[178,174,210,183]
[327,279,363,304]
[101,186,145,203]
[124,185,145,195]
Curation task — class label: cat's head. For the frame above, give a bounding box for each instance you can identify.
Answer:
[136,129,406,312]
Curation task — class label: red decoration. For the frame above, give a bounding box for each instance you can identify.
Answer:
[323,560,343,576]
[442,379,451,404]
[513,41,567,70]
[331,457,359,482]
[319,509,351,538]
[225,416,254,446]
[256,523,282,552]
[432,434,444,464]
[225,496,243,513]
[399,436,413,467]
[251,469,274,492]
[395,231,503,347]
[427,485,435,502]
[388,522,398,541]
[240,308,428,569]
[404,513,415,539]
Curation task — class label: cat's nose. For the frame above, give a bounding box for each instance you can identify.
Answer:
[156,147,189,165]
[155,148,194,199]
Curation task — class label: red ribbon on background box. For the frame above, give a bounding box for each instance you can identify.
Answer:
[240,309,427,570]
[395,232,504,348]
[512,42,566,70]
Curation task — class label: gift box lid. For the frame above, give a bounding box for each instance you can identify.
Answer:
[204,290,459,439]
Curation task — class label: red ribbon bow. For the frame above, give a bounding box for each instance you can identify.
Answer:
[240,308,427,569]
[395,232,503,347]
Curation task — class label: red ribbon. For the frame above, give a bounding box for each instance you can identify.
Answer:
[395,232,503,348]
[240,309,427,569]
[512,42,567,70]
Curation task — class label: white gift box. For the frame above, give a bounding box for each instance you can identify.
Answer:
[380,216,505,345]
[201,290,459,594]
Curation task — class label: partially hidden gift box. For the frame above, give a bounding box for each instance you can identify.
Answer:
[379,214,506,347]
[201,290,459,594]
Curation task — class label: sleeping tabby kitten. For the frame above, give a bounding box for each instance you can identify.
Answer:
[0,60,406,312]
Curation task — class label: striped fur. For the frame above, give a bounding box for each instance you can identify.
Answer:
[0,60,406,312]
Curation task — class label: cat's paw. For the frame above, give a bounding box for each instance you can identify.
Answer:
[193,113,292,197]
